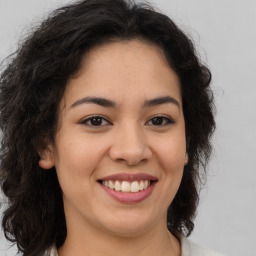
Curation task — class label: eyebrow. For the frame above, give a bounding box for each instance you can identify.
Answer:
[70,95,180,109]
[70,96,116,108]
[143,96,180,109]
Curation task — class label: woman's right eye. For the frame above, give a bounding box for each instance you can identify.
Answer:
[80,116,111,127]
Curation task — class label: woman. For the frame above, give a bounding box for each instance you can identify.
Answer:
[0,0,223,255]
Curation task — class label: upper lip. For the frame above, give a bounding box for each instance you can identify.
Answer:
[98,173,158,182]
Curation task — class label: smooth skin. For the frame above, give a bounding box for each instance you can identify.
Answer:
[39,39,187,256]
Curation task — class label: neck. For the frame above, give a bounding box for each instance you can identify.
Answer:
[58,216,180,256]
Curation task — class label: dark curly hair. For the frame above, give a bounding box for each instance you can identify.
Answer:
[0,0,215,255]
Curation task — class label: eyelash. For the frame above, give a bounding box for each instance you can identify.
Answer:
[80,116,111,127]
[80,115,174,127]
[146,116,174,126]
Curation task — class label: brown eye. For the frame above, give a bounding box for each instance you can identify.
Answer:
[81,116,111,127]
[146,116,174,126]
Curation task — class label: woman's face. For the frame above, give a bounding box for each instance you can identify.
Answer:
[41,39,187,236]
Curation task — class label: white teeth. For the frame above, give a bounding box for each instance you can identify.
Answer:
[139,181,144,191]
[102,180,151,193]
[131,181,140,192]
[143,180,149,189]
[109,180,115,189]
[121,181,130,192]
[102,180,108,187]
[115,181,121,191]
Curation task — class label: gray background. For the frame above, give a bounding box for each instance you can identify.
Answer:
[0,0,255,255]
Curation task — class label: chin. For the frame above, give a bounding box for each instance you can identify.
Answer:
[98,211,157,237]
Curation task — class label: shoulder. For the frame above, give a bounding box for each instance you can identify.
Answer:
[181,236,226,256]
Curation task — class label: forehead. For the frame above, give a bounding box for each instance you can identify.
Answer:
[63,39,181,107]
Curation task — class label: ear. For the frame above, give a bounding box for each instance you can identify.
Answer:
[184,153,189,166]
[38,144,55,170]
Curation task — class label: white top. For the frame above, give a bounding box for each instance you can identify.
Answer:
[181,236,225,256]
[45,236,225,256]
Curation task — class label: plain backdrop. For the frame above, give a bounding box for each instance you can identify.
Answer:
[0,0,255,255]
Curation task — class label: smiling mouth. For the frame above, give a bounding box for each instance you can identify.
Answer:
[98,180,156,193]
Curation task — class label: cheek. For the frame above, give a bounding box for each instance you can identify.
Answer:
[53,134,107,182]
[53,136,108,209]
[150,134,186,209]
[153,133,186,172]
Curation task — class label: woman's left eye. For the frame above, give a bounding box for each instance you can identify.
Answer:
[80,116,111,127]
[146,116,174,126]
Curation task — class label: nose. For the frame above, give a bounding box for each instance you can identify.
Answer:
[109,124,152,166]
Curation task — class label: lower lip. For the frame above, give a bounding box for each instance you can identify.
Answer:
[100,182,156,203]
